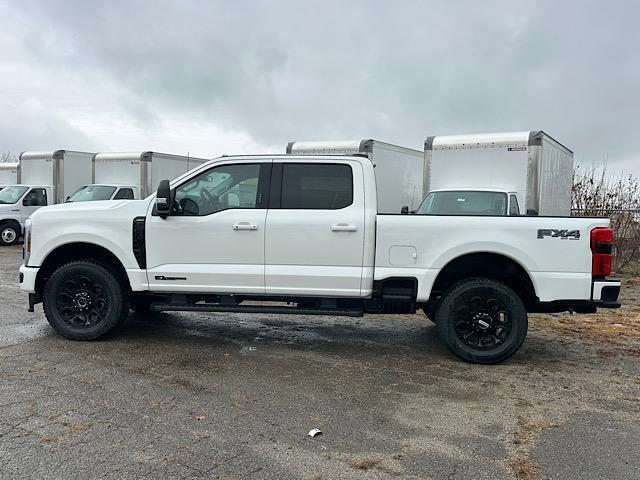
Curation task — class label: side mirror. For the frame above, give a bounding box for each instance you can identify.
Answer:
[401,205,410,214]
[156,180,172,219]
[526,208,539,216]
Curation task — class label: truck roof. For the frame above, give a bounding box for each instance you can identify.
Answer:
[425,131,573,154]
[94,151,209,163]
[19,150,94,161]
[286,139,421,156]
[2,184,50,188]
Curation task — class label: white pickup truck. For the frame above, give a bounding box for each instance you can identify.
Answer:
[19,154,621,363]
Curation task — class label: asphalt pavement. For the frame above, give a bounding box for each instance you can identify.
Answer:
[0,245,638,479]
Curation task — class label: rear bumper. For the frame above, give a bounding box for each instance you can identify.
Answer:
[593,279,621,308]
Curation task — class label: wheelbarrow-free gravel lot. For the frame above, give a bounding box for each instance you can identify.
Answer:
[1,245,638,479]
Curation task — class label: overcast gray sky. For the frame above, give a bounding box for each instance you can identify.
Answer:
[1,0,639,175]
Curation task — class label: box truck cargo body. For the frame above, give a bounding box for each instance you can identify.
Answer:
[286,140,424,213]
[424,131,574,216]
[0,163,19,188]
[73,151,208,201]
[18,150,94,204]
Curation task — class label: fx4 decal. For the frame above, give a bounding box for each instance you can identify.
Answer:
[537,229,580,240]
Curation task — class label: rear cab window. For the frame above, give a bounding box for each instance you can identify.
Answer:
[278,163,353,209]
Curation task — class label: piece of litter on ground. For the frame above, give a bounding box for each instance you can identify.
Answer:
[193,415,206,421]
[308,428,322,438]
[612,323,623,327]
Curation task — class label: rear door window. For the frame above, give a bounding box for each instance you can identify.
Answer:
[279,164,353,209]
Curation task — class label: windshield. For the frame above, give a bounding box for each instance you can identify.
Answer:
[68,185,117,202]
[416,191,508,216]
[0,186,28,204]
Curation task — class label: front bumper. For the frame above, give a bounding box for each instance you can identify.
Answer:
[593,279,621,308]
[19,265,38,293]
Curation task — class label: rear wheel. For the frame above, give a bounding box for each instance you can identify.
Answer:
[43,261,129,340]
[0,223,19,246]
[436,278,527,364]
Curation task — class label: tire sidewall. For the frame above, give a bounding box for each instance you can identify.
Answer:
[43,262,127,340]
[436,278,528,364]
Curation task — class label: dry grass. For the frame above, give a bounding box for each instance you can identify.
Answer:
[345,457,399,476]
[512,416,550,447]
[508,454,541,480]
[531,310,640,346]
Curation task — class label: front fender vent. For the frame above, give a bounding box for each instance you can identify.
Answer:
[132,216,146,269]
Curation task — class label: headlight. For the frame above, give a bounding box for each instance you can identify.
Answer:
[23,218,32,264]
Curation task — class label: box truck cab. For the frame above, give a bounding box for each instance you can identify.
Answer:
[424,131,573,216]
[0,185,51,245]
[412,188,523,216]
[0,150,94,246]
[67,184,138,202]
[67,152,208,203]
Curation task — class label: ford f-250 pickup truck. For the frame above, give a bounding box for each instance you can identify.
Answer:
[19,154,621,363]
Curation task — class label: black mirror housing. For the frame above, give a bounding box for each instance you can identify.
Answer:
[156,180,172,219]
[401,205,410,214]
[526,208,539,216]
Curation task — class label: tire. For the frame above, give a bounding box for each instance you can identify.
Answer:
[436,278,528,364]
[43,261,129,340]
[0,223,20,246]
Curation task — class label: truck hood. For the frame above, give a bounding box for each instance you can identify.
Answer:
[30,199,150,221]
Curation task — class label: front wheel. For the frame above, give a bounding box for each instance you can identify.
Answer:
[43,261,129,340]
[0,223,19,246]
[436,278,528,364]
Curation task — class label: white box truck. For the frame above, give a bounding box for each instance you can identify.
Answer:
[0,150,94,246]
[67,151,208,202]
[0,162,20,189]
[286,140,424,214]
[422,131,574,216]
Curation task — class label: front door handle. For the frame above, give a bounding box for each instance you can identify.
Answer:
[233,222,259,231]
[11,209,19,212]
[330,224,358,232]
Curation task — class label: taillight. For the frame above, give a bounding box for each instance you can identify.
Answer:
[591,227,613,277]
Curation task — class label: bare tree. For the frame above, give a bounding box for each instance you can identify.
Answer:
[572,162,640,271]
[0,151,17,163]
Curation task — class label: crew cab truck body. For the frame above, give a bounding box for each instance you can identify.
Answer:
[19,154,620,363]
[68,151,208,202]
[0,150,94,246]
[425,131,573,216]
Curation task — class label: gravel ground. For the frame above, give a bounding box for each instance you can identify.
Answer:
[0,245,638,479]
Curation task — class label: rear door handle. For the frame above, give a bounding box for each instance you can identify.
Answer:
[11,209,19,212]
[233,222,259,231]
[330,224,358,232]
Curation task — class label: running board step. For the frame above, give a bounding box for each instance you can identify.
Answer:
[149,303,364,317]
